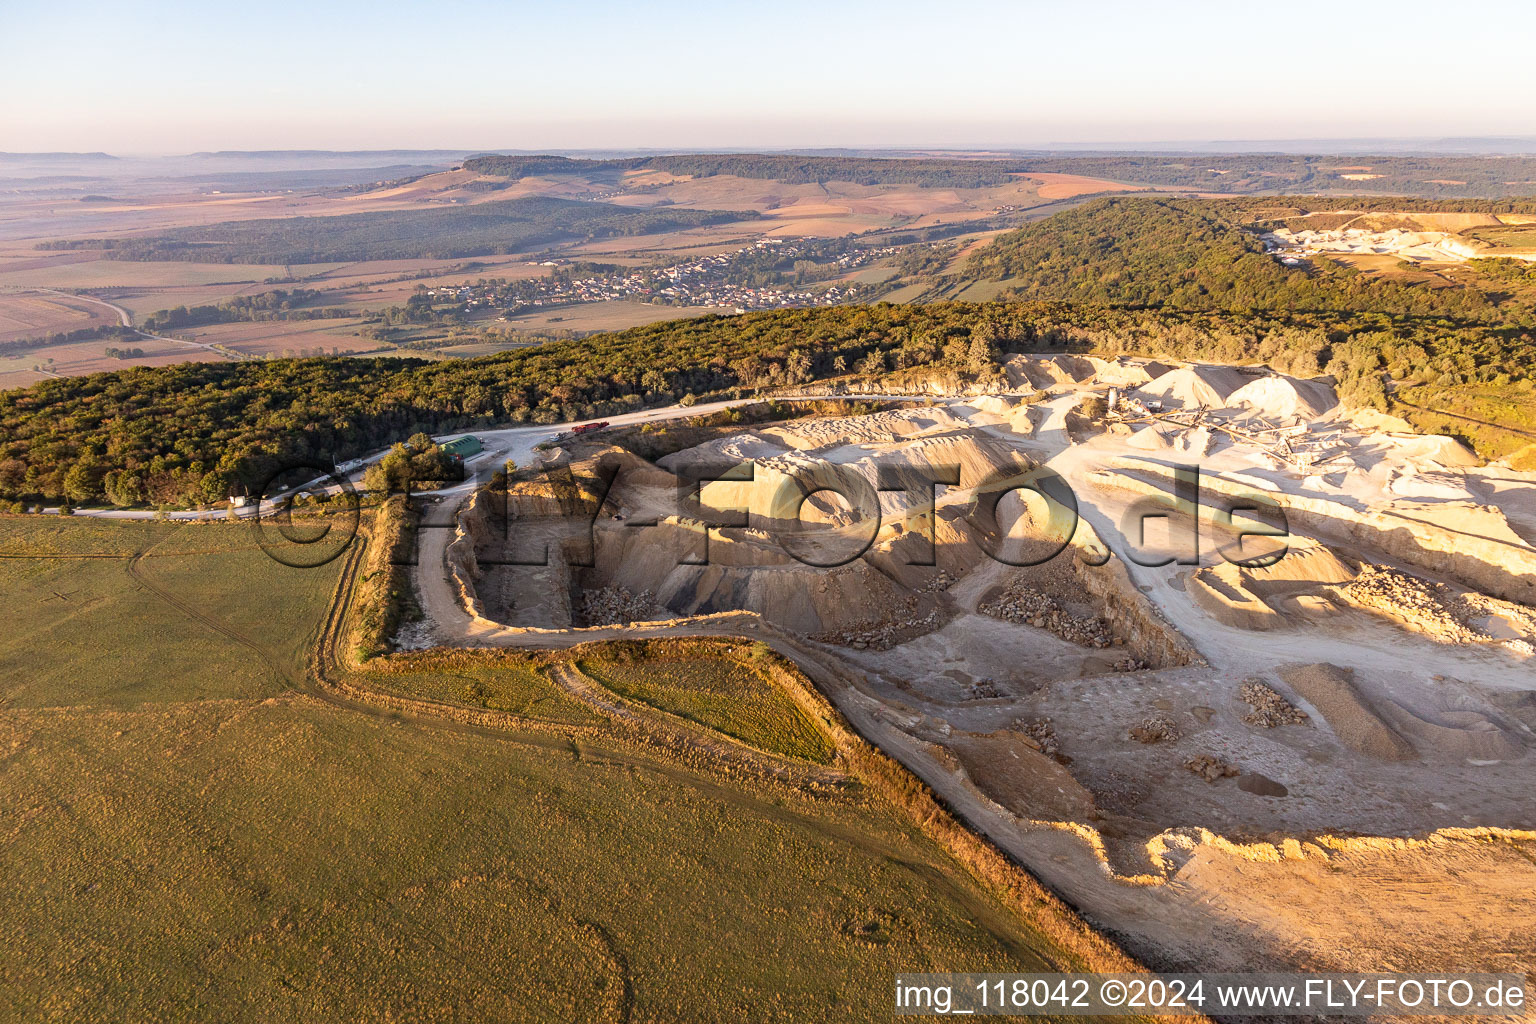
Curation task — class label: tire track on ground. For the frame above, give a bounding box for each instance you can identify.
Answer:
[126,550,293,688]
[547,661,849,788]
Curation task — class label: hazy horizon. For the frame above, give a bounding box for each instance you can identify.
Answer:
[7,0,1534,153]
[11,135,1536,161]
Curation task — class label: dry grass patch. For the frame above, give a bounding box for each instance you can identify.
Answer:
[579,640,837,763]
[352,648,602,726]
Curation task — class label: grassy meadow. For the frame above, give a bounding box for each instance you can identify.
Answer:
[0,517,341,706]
[579,649,836,763]
[355,648,601,726]
[0,514,1119,1022]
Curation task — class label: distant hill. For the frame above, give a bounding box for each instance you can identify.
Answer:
[0,152,117,161]
[40,196,757,264]
[463,153,1034,189]
[463,151,1536,198]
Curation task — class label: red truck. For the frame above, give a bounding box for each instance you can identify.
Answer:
[571,421,610,435]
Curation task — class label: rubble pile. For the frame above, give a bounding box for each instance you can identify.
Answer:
[1013,717,1062,760]
[1456,591,1536,655]
[1130,716,1180,744]
[964,679,1003,699]
[1184,754,1240,782]
[1240,680,1310,728]
[920,570,958,593]
[1112,656,1147,672]
[980,582,1114,648]
[1338,565,1489,644]
[813,611,941,650]
[581,586,656,625]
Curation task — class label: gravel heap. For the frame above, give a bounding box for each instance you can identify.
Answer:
[965,678,1003,699]
[1184,754,1240,782]
[813,611,940,650]
[1240,680,1310,728]
[1338,564,1488,644]
[920,570,958,593]
[1013,717,1062,760]
[1130,716,1180,744]
[980,582,1114,648]
[581,586,656,625]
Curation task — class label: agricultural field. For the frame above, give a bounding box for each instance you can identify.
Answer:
[185,318,384,359]
[0,290,117,343]
[0,515,1113,1021]
[0,248,293,294]
[1026,172,1148,200]
[3,334,229,385]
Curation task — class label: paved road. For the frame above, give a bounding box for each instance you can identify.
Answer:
[30,286,224,354]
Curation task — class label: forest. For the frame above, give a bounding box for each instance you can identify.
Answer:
[2,295,1530,507]
[37,198,756,264]
[141,289,348,331]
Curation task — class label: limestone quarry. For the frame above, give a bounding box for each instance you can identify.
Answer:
[1261,210,1536,265]
[1263,226,1488,263]
[420,353,1536,984]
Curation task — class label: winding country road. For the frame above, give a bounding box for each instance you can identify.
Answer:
[30,286,226,354]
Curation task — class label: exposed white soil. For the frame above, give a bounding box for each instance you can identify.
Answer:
[404,366,1536,984]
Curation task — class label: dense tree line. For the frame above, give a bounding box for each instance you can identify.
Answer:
[0,323,135,357]
[38,198,757,264]
[463,153,1034,188]
[362,433,464,493]
[2,298,1530,507]
[459,155,649,179]
[141,289,346,331]
[1470,257,1536,286]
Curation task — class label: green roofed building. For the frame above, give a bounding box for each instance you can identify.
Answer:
[439,435,483,459]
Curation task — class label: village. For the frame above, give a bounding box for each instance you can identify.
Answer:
[422,237,901,317]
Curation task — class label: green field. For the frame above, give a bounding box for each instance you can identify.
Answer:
[580,650,836,763]
[0,516,1115,1021]
[0,518,342,706]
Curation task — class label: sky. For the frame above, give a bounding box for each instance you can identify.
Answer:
[4,0,1535,154]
